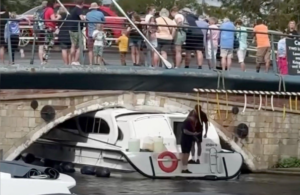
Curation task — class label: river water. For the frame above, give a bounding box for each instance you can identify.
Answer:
[71,173,300,195]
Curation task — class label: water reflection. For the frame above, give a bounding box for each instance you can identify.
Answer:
[71,173,300,195]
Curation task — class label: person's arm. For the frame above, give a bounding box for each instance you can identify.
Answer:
[183,129,198,136]
[92,31,98,39]
[204,118,208,138]
[126,26,131,33]
[115,37,120,44]
[78,9,85,21]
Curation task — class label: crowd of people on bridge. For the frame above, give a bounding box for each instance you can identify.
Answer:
[0,1,299,74]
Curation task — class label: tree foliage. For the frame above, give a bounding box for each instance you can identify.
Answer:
[218,0,300,30]
[115,0,200,15]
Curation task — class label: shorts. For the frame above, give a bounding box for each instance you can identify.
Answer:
[194,134,203,143]
[93,45,103,56]
[0,34,6,46]
[256,47,270,64]
[237,49,247,63]
[69,31,80,47]
[220,49,233,58]
[207,44,218,60]
[129,38,142,47]
[36,30,45,45]
[87,37,94,50]
[184,33,204,51]
[174,30,186,46]
[60,42,71,50]
[149,40,157,48]
[181,135,193,154]
[157,38,172,52]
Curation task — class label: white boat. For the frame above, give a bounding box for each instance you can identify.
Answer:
[0,161,76,195]
[23,108,243,180]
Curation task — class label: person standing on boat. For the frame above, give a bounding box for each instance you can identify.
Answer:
[188,105,208,164]
[181,116,199,174]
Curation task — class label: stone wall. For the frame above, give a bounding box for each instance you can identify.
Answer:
[0,90,299,171]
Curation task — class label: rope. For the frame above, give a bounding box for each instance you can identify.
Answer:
[193,88,299,96]
[296,96,298,111]
[197,91,202,126]
[216,71,221,119]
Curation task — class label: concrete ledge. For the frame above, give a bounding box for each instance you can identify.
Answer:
[0,64,299,92]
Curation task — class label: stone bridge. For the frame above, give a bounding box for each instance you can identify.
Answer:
[0,90,299,171]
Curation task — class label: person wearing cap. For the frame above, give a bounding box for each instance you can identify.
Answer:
[86,2,105,65]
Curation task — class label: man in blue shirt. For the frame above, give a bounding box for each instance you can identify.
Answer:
[86,2,105,65]
[220,18,235,70]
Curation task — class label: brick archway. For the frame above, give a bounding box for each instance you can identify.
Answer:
[3,92,256,171]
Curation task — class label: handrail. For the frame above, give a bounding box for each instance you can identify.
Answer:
[1,18,298,37]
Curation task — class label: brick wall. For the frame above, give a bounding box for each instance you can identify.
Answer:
[0,90,299,171]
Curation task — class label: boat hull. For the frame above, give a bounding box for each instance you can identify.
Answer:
[121,150,243,180]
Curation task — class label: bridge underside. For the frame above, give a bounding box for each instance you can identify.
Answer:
[0,65,298,92]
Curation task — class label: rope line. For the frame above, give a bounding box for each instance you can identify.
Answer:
[193,88,298,96]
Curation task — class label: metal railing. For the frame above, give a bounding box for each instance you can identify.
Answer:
[1,18,299,75]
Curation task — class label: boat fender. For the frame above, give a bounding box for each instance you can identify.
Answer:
[44,159,55,167]
[22,153,36,164]
[95,167,111,178]
[158,151,178,173]
[81,166,96,175]
[61,162,75,173]
[53,162,64,173]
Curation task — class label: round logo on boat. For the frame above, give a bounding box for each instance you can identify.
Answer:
[157,151,178,173]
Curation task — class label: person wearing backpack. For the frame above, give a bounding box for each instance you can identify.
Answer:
[42,0,59,64]
[0,5,9,64]
[4,12,31,64]
[170,6,186,68]
[33,1,47,64]
[181,8,204,69]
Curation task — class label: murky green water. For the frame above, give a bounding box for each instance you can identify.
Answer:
[71,173,300,195]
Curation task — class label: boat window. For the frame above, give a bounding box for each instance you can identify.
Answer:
[56,118,78,130]
[78,116,110,134]
[173,122,183,145]
[117,127,124,140]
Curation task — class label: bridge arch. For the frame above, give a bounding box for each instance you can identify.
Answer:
[4,92,256,171]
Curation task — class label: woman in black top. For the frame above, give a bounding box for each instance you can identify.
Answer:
[127,12,143,66]
[0,5,9,64]
[56,7,71,65]
[285,20,299,39]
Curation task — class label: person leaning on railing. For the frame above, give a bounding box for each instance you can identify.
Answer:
[277,33,288,75]
[42,0,61,64]
[285,20,299,39]
[235,19,248,71]
[127,12,143,66]
[4,12,31,65]
[68,0,85,66]
[56,7,71,65]
[0,5,9,64]
[170,6,186,69]
[86,2,105,65]
[253,19,270,73]
[156,8,175,64]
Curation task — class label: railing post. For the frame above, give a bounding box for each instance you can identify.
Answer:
[146,31,152,67]
[271,34,278,73]
[209,29,215,69]
[78,21,84,65]
[7,21,13,64]
[0,149,3,160]
[30,31,37,65]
